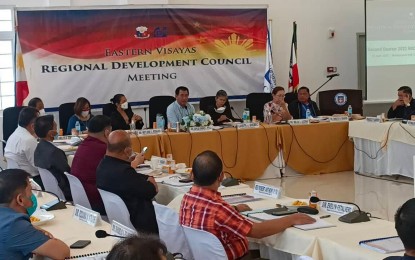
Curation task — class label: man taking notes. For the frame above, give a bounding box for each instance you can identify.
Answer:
[180,150,315,260]
[166,86,195,125]
[387,86,415,120]
[0,169,70,260]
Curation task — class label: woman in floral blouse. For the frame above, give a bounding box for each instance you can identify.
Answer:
[263,86,292,123]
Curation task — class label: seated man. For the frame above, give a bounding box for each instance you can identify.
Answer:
[71,115,111,215]
[384,198,415,260]
[34,115,72,201]
[0,169,70,260]
[387,86,415,119]
[288,86,321,119]
[180,150,315,260]
[28,97,45,116]
[4,107,41,186]
[96,130,159,234]
[166,86,195,125]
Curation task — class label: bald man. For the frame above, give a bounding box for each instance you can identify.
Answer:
[96,130,159,234]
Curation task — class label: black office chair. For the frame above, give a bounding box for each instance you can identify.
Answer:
[58,102,75,134]
[2,106,26,152]
[148,96,175,128]
[284,92,298,105]
[102,103,116,117]
[245,93,272,122]
[199,96,216,113]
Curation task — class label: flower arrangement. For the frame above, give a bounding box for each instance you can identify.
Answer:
[180,111,213,130]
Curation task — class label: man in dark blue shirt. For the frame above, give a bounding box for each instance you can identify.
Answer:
[384,198,415,260]
[0,169,69,260]
[288,86,321,119]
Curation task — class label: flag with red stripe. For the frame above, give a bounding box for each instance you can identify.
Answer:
[288,22,299,93]
[15,33,29,106]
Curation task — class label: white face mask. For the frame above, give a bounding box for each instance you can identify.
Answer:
[81,111,89,117]
[120,102,128,110]
[38,109,46,116]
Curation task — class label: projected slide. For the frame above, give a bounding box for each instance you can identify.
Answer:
[366,0,415,101]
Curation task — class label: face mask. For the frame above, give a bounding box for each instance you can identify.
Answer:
[81,110,89,117]
[120,102,129,110]
[26,194,38,216]
[39,109,46,116]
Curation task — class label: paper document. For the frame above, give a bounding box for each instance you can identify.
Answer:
[359,236,404,254]
[245,212,283,221]
[294,218,335,230]
[223,195,263,204]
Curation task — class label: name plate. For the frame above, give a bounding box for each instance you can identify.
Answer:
[407,120,415,126]
[134,129,163,136]
[189,126,213,132]
[366,117,382,123]
[236,122,260,129]
[111,220,137,238]
[253,181,282,199]
[73,204,101,227]
[288,119,310,125]
[319,201,356,216]
[329,116,349,122]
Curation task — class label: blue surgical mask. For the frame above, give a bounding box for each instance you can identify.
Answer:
[26,194,38,216]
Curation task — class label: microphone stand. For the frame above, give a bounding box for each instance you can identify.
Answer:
[310,76,335,97]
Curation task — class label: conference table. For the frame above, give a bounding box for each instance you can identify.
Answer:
[130,122,354,180]
[33,193,115,259]
[167,186,400,260]
[349,120,415,178]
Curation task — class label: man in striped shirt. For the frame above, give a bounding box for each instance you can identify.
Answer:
[180,150,315,259]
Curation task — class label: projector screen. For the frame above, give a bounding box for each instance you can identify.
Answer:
[366,0,415,102]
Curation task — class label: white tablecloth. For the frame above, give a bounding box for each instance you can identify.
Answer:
[350,120,415,177]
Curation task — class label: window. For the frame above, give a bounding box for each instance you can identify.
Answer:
[0,8,14,110]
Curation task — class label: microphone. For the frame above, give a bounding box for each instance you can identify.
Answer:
[230,107,242,121]
[309,196,370,223]
[32,189,67,211]
[95,230,126,239]
[221,171,239,187]
[326,73,340,78]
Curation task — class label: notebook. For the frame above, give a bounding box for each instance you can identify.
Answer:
[359,236,404,254]
[293,218,336,231]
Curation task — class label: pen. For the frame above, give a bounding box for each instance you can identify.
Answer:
[320,215,331,219]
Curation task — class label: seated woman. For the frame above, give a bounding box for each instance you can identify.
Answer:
[263,86,292,123]
[207,90,240,126]
[66,97,94,135]
[28,97,45,115]
[110,94,144,130]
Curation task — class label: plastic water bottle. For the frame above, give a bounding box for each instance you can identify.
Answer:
[266,111,272,124]
[156,114,165,129]
[305,109,311,119]
[130,120,136,131]
[347,105,353,117]
[242,108,250,123]
[75,121,81,133]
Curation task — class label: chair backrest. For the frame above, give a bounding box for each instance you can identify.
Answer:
[182,225,227,260]
[98,188,135,230]
[102,103,115,117]
[2,106,26,151]
[153,202,193,259]
[199,96,216,113]
[246,92,273,122]
[149,96,175,128]
[37,167,66,201]
[6,157,19,169]
[318,89,363,115]
[64,172,91,209]
[58,102,75,133]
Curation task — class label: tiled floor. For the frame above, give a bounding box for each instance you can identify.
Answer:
[246,169,414,221]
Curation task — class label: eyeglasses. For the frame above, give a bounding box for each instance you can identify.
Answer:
[275,95,285,98]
